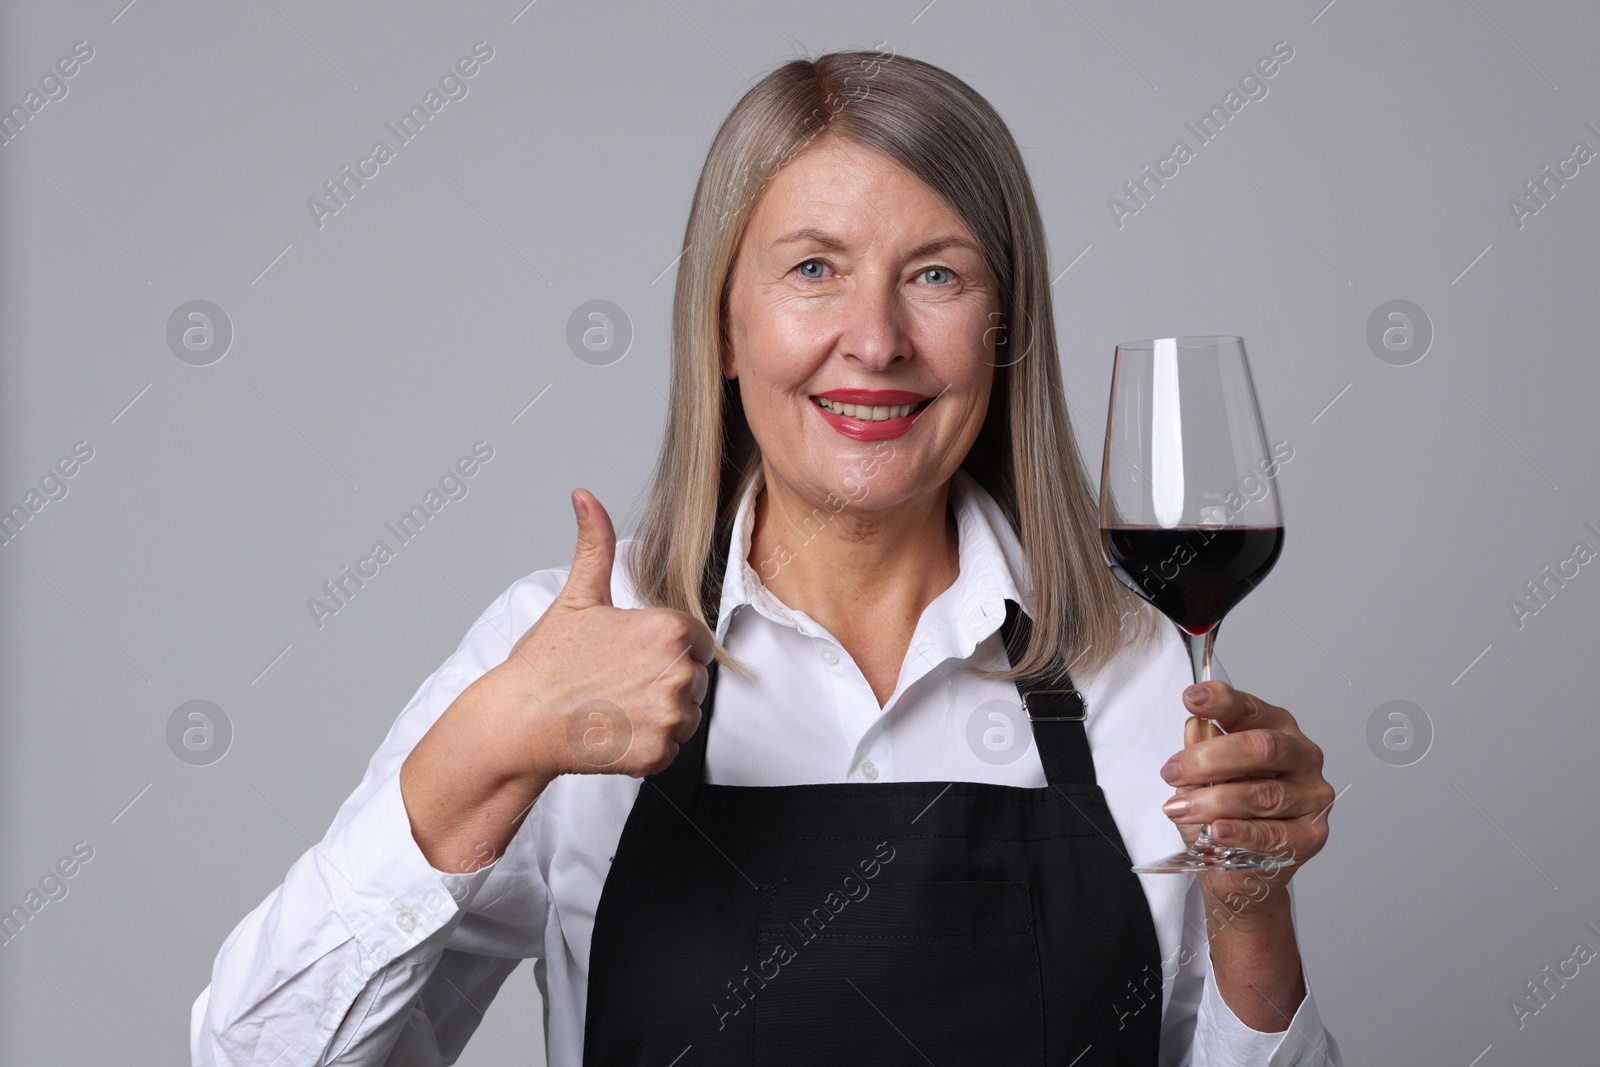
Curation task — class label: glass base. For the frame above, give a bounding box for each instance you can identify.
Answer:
[1132,834,1296,874]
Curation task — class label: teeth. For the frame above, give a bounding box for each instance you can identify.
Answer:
[817,398,921,421]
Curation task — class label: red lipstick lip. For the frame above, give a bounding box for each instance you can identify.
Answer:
[811,392,938,442]
[811,389,932,405]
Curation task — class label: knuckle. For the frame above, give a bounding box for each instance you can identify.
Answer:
[644,609,680,641]
[1251,779,1287,814]
[659,660,692,693]
[666,614,696,647]
[667,609,706,644]
[1245,729,1280,765]
[649,695,683,731]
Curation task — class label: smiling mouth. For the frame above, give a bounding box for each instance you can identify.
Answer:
[810,395,936,422]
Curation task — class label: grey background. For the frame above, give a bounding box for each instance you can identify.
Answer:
[1,0,1596,1063]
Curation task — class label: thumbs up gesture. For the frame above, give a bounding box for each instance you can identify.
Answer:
[399,489,717,874]
[497,488,715,779]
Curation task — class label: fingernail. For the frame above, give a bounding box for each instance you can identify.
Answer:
[1185,684,1210,706]
[1162,796,1190,819]
[1159,758,1180,784]
[572,492,588,522]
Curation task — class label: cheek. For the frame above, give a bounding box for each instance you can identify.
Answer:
[742,315,831,396]
[920,372,992,451]
[925,308,999,388]
[978,311,1007,352]
[938,297,1003,358]
[953,380,994,439]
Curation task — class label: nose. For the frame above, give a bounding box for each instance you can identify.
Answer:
[837,278,911,372]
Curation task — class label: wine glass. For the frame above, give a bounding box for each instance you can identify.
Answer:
[1099,336,1294,874]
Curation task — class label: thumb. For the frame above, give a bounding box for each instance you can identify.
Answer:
[553,488,616,611]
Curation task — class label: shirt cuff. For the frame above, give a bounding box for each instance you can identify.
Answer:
[1194,965,1337,1066]
[317,766,499,969]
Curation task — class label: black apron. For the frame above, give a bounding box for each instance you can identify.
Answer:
[583,599,1164,1065]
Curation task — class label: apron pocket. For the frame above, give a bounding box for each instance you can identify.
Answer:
[748,879,1045,1065]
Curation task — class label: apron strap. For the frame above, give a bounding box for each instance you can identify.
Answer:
[652,598,1096,789]
[998,598,1097,786]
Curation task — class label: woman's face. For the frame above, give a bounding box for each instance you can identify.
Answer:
[722,135,1000,513]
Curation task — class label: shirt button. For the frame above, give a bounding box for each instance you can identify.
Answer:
[820,646,839,665]
[395,909,417,932]
[859,760,879,781]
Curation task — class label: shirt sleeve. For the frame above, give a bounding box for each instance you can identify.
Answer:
[1168,872,1340,1066]
[1192,959,1341,1066]
[190,573,561,1067]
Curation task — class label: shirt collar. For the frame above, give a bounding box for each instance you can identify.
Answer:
[713,465,1035,653]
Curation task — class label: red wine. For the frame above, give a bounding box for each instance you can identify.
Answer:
[1101,526,1284,634]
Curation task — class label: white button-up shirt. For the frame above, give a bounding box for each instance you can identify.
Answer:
[191,466,1341,1067]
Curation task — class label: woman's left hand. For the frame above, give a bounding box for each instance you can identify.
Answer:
[1159,680,1335,914]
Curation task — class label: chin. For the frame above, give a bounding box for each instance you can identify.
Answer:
[832,462,934,511]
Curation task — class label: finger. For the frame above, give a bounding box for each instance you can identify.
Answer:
[670,611,717,666]
[1162,777,1324,824]
[657,656,709,702]
[1163,728,1312,786]
[1207,815,1322,866]
[688,660,709,706]
[672,696,703,744]
[552,489,616,612]
[1183,682,1295,735]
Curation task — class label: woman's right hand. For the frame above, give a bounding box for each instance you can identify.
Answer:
[494,487,716,780]
[399,488,715,875]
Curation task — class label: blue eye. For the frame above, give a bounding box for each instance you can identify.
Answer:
[797,260,827,279]
[922,267,952,285]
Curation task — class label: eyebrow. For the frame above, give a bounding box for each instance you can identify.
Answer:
[771,227,980,260]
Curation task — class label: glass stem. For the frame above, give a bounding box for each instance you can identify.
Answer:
[1182,625,1215,686]
[1178,625,1224,854]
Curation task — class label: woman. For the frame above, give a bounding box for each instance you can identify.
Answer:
[192,50,1340,1066]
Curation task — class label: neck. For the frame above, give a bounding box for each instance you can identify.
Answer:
[749,466,961,649]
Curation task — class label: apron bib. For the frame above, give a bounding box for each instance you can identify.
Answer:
[582,599,1163,1065]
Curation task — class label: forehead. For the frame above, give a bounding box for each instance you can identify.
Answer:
[742,136,971,245]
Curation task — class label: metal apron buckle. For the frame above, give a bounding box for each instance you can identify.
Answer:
[1021,689,1087,722]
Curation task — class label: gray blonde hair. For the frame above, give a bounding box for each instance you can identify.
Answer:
[625,47,1158,683]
